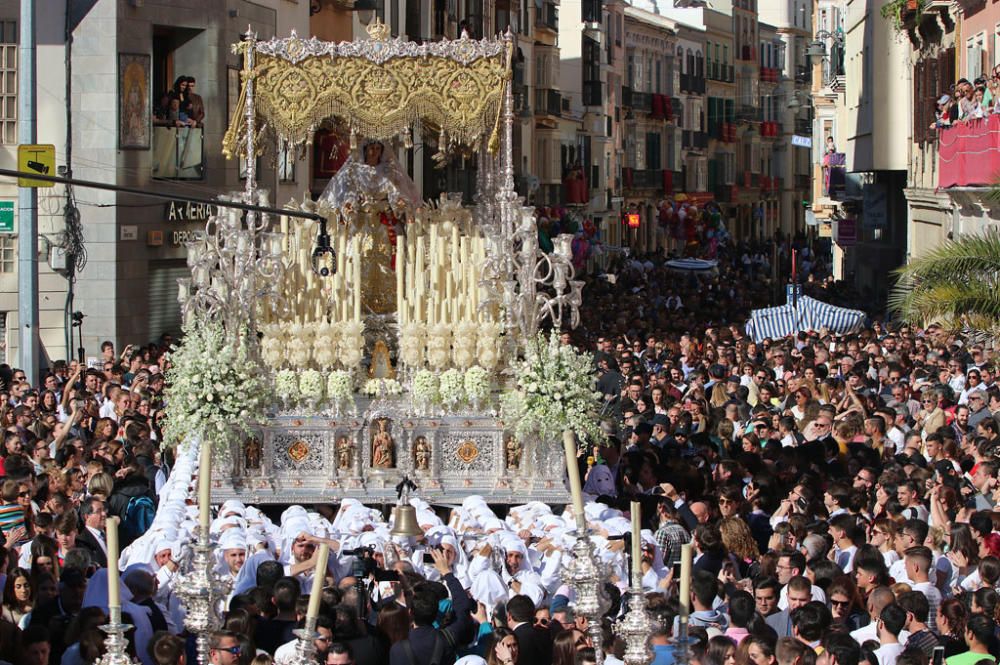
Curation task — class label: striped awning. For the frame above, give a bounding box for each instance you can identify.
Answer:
[746,295,866,342]
[665,258,718,272]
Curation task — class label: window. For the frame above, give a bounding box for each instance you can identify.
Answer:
[0,235,13,273]
[967,33,986,80]
[0,21,16,145]
[995,25,1000,68]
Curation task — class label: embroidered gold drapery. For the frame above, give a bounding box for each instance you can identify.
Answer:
[224,22,512,156]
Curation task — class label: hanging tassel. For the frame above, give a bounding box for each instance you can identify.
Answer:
[402,125,413,149]
[350,127,358,151]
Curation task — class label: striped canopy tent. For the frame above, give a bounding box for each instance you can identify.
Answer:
[746,295,867,342]
[664,258,718,273]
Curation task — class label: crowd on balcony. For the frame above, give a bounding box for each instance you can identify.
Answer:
[933,75,1000,129]
[153,76,205,129]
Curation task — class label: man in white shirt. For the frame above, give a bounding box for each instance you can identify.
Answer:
[873,604,907,665]
[905,546,942,631]
[851,587,901,646]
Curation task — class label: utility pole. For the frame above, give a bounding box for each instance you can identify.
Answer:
[17,0,38,384]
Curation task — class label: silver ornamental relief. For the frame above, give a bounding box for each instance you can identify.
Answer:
[273,431,327,473]
[254,32,507,66]
[440,433,496,475]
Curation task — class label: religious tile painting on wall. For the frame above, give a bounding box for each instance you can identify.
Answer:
[119,53,151,149]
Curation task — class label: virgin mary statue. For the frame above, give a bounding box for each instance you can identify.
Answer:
[316,140,423,215]
[316,140,423,316]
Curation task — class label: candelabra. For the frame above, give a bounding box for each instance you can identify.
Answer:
[614,559,655,665]
[174,530,234,665]
[176,191,286,348]
[562,529,611,665]
[501,206,584,347]
[97,607,137,665]
[285,617,321,665]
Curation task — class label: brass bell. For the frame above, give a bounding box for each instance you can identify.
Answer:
[390,504,424,537]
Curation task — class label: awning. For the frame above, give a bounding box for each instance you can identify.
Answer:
[745,295,866,342]
[665,258,718,272]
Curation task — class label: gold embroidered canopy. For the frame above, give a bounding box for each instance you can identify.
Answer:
[224,20,512,157]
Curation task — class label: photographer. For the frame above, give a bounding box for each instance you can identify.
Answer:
[388,547,473,665]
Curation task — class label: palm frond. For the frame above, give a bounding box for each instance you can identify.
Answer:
[893,230,1000,283]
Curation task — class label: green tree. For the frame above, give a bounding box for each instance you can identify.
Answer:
[889,229,1000,333]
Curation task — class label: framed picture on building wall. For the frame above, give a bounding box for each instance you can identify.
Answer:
[118,53,151,149]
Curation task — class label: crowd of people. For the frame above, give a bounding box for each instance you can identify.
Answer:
[1,237,999,665]
[933,72,1000,127]
[154,76,205,129]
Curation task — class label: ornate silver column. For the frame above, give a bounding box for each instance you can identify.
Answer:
[562,529,611,665]
[174,528,233,665]
[96,606,136,665]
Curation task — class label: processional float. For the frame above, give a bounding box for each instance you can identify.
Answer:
[155,23,667,665]
[178,20,583,504]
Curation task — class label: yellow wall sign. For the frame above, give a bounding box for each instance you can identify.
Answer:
[17,144,55,188]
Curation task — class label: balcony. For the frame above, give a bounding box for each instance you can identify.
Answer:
[736,105,760,122]
[583,80,603,107]
[623,168,663,190]
[761,121,782,138]
[536,2,558,31]
[759,66,780,84]
[631,91,653,114]
[937,116,1000,188]
[152,127,205,180]
[582,0,602,23]
[534,88,562,116]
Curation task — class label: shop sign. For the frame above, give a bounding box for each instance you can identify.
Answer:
[165,200,219,222]
[836,217,857,246]
[171,229,204,246]
[626,213,640,228]
[0,200,14,233]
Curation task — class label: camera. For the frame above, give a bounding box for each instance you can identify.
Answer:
[341,546,375,558]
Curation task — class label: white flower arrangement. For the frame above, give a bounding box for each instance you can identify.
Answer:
[477,322,503,370]
[287,323,313,368]
[438,368,464,407]
[339,321,365,369]
[399,323,426,367]
[426,324,452,370]
[162,318,270,449]
[299,369,325,400]
[464,366,491,402]
[412,369,439,404]
[452,322,478,369]
[501,330,605,444]
[260,324,285,369]
[362,378,403,397]
[327,370,354,404]
[275,369,299,404]
[312,322,339,369]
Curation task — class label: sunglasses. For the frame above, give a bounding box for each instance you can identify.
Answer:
[830,599,850,608]
[212,646,242,655]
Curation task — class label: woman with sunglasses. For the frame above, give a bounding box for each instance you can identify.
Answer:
[826,575,866,630]
[915,389,946,441]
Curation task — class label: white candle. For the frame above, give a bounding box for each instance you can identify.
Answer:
[280,215,289,236]
[679,542,694,621]
[107,516,121,612]
[563,431,585,531]
[631,502,642,587]
[396,234,405,324]
[306,543,330,620]
[450,225,460,321]
[198,443,211,536]
[415,235,425,323]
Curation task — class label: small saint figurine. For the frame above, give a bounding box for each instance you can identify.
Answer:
[371,418,395,468]
[505,435,522,470]
[244,437,262,471]
[414,436,431,471]
[336,435,354,471]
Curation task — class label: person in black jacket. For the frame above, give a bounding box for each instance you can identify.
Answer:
[506,594,553,665]
[388,548,472,665]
